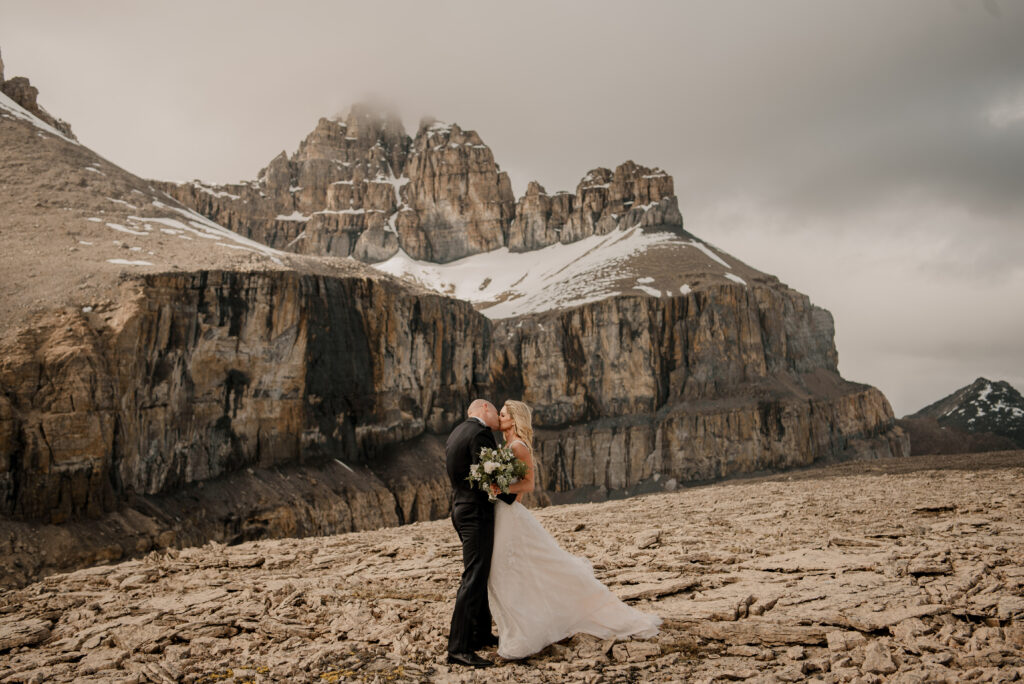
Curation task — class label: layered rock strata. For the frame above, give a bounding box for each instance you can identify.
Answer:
[0,271,485,523]
[1,268,907,584]
[1,272,904,520]
[156,106,410,260]
[395,119,515,262]
[488,285,907,498]
[0,435,453,589]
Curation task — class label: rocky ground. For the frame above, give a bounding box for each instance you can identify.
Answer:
[1,451,1022,683]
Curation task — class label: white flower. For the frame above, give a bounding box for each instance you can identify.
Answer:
[483,461,499,474]
[470,464,481,476]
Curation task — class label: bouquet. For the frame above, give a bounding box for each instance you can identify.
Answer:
[467,445,528,502]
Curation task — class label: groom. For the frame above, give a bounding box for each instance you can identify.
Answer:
[445,398,512,668]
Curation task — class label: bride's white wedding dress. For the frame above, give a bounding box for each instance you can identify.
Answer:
[487,496,661,660]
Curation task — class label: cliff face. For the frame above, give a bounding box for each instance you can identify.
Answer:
[0,271,488,523]
[490,285,838,425]
[1,269,906,585]
[1,274,901,515]
[394,120,515,262]
[0,267,487,583]
[154,106,411,261]
[487,285,904,497]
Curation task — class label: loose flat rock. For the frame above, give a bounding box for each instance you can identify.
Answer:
[616,578,699,601]
[744,548,889,573]
[0,618,51,651]
[696,618,831,646]
[863,639,898,674]
[838,604,950,632]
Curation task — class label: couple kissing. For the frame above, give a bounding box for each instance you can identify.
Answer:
[445,398,660,667]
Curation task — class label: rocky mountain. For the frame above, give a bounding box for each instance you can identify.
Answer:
[154,109,516,264]
[901,378,1024,452]
[156,106,683,272]
[1,51,907,586]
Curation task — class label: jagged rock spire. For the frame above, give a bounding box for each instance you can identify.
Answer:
[163,105,683,264]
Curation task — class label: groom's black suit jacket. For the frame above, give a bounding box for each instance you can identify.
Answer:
[446,418,515,506]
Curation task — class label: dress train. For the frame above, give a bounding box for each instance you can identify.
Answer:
[487,500,660,660]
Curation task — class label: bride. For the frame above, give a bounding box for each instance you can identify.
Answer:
[487,400,661,660]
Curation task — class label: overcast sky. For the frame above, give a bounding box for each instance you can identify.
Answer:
[2,0,1022,415]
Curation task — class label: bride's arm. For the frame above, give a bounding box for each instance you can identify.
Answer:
[505,442,534,495]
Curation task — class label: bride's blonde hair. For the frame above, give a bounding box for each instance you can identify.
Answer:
[503,400,534,452]
[504,399,541,489]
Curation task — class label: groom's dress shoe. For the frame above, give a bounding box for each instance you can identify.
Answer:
[476,633,499,648]
[447,651,493,668]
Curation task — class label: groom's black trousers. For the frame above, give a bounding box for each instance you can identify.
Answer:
[448,499,495,653]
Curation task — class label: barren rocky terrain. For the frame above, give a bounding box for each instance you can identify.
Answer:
[1,451,1022,683]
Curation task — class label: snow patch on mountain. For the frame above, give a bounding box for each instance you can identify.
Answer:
[373,226,681,318]
[686,239,731,268]
[0,90,77,144]
[725,273,747,286]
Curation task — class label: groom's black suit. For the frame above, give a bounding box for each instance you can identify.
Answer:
[446,417,514,655]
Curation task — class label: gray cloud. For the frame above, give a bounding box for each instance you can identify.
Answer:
[3,2,1021,205]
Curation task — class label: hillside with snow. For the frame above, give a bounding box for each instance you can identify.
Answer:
[372,225,778,318]
[0,84,390,335]
[906,377,1024,449]
[149,101,800,320]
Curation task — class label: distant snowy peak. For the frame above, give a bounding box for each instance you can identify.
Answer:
[941,379,1024,425]
[909,378,1024,448]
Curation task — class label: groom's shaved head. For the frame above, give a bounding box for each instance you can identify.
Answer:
[467,399,494,416]
[467,398,499,429]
